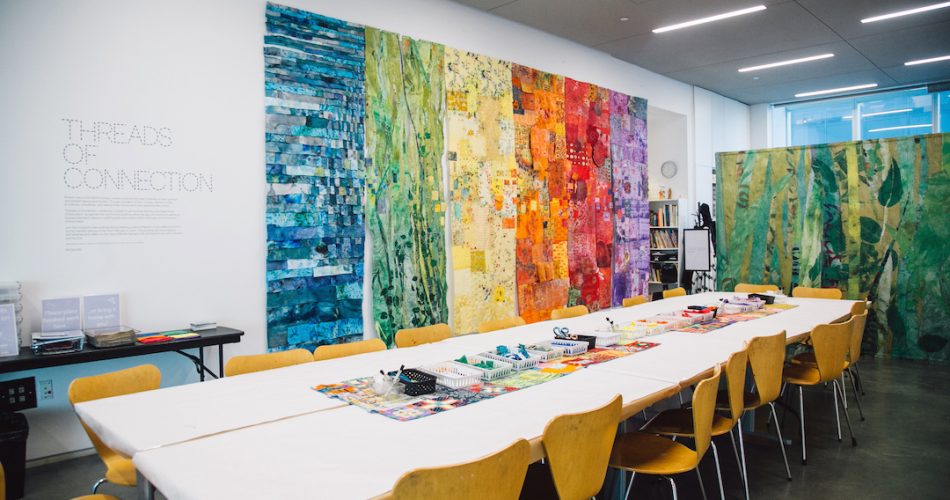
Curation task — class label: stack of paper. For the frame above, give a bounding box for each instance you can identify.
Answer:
[85,326,137,348]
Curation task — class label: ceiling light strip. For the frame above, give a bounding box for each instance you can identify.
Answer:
[795,83,878,98]
[653,5,766,33]
[861,2,950,23]
[868,124,933,133]
[738,53,834,72]
[905,54,950,66]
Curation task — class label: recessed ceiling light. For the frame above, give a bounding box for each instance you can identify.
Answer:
[905,54,950,66]
[795,83,878,98]
[861,2,950,23]
[864,108,913,117]
[868,123,932,133]
[738,53,835,73]
[620,17,630,22]
[652,5,766,33]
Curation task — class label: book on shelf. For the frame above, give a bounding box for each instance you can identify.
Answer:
[649,203,679,227]
[650,229,678,249]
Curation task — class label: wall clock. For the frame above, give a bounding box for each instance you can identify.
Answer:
[661,160,678,179]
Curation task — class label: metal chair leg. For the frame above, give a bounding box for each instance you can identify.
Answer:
[769,402,792,481]
[841,373,848,409]
[799,386,807,465]
[833,380,858,447]
[848,367,866,421]
[711,441,726,500]
[696,464,708,500]
[667,476,678,500]
[730,426,749,500]
[833,380,843,442]
[92,478,107,494]
[854,363,866,395]
[737,420,750,498]
[623,471,636,500]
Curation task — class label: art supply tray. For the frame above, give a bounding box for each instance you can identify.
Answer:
[588,331,621,348]
[525,342,565,361]
[452,354,514,381]
[546,339,589,355]
[390,368,436,396]
[481,346,542,371]
[419,362,484,389]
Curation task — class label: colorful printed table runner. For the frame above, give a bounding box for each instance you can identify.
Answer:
[313,342,658,421]
[674,304,797,334]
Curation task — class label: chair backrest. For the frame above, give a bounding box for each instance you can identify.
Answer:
[543,395,622,500]
[810,319,853,382]
[850,301,867,316]
[313,339,386,362]
[662,287,686,299]
[622,295,648,307]
[734,283,779,293]
[690,365,722,462]
[723,347,749,425]
[849,310,868,364]
[550,305,589,320]
[746,331,787,405]
[791,286,843,299]
[224,349,312,376]
[68,365,162,464]
[392,439,530,500]
[394,323,452,348]
[477,316,526,334]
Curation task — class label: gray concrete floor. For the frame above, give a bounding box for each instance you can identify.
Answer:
[20,357,950,499]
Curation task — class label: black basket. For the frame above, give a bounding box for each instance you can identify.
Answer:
[392,369,436,396]
[572,335,598,350]
[749,293,776,304]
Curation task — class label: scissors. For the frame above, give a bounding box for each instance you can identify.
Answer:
[553,326,575,339]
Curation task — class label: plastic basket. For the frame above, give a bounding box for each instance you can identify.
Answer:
[526,342,565,361]
[589,331,621,348]
[419,362,484,389]
[481,347,542,371]
[390,369,436,396]
[547,339,589,355]
[452,355,514,381]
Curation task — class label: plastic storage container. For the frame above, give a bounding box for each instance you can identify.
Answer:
[453,354,514,381]
[419,362,484,389]
[481,346,542,371]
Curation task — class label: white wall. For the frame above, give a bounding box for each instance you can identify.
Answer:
[693,87,751,210]
[647,107,689,201]
[0,0,750,460]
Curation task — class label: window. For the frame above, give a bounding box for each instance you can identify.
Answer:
[781,87,945,147]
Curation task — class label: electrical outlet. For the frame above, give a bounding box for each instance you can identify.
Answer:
[39,379,53,400]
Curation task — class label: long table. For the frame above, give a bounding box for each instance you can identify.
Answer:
[73,293,854,499]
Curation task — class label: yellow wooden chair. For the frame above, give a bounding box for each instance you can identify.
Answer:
[550,305,589,320]
[392,439,530,500]
[477,316,526,333]
[394,323,452,348]
[642,348,749,500]
[791,286,842,299]
[609,366,721,500]
[68,364,162,493]
[224,348,312,376]
[622,295,648,307]
[734,283,779,293]
[716,330,792,483]
[782,319,857,465]
[542,395,622,500]
[662,287,686,299]
[313,339,386,362]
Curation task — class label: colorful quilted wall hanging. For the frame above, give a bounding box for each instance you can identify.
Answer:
[365,28,449,347]
[565,79,613,311]
[609,92,650,306]
[263,4,365,350]
[512,65,571,323]
[717,133,950,362]
[445,49,518,334]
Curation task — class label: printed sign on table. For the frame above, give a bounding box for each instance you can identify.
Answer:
[84,294,120,329]
[0,304,18,356]
[42,297,82,333]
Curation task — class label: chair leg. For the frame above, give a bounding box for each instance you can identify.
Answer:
[767,382,788,428]
[848,367,866,421]
[696,464,708,500]
[833,380,843,442]
[667,476,678,500]
[737,421,750,498]
[711,441,725,500]
[623,471,636,500]
[798,386,807,465]
[92,478,107,494]
[854,363,866,395]
[730,427,749,500]
[841,373,848,409]
[768,402,792,481]
[833,380,858,447]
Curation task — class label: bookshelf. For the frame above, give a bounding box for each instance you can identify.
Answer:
[648,198,687,293]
